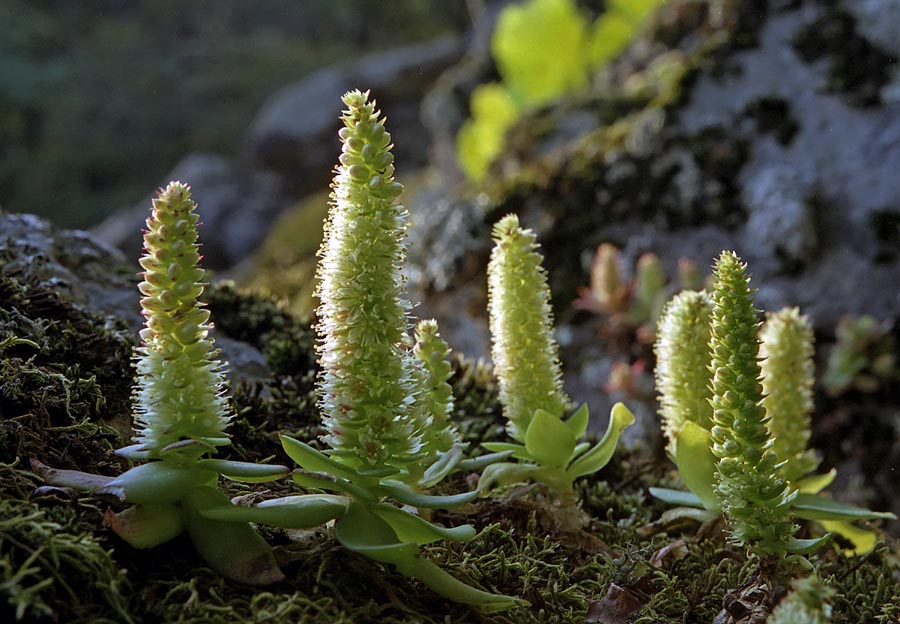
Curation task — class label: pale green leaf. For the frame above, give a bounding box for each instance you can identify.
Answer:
[566,402,634,478]
[373,504,476,545]
[524,409,577,467]
[673,421,721,512]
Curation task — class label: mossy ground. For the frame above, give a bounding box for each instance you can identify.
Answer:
[2,270,898,623]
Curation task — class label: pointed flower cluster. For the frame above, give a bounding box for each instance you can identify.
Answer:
[760,308,819,484]
[708,251,797,554]
[481,215,634,506]
[131,181,231,459]
[488,214,569,441]
[413,319,458,458]
[654,289,713,457]
[315,90,420,470]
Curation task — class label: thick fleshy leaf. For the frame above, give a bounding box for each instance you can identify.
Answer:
[200,494,349,529]
[280,436,357,481]
[476,462,540,494]
[566,403,635,478]
[570,441,590,458]
[791,493,896,521]
[819,520,878,555]
[182,487,284,585]
[648,487,706,509]
[31,459,115,491]
[104,504,185,548]
[355,465,400,478]
[525,409,577,467]
[373,503,476,545]
[419,445,464,488]
[457,450,515,472]
[480,442,531,461]
[407,557,525,612]
[654,506,719,526]
[565,404,590,439]
[785,534,831,554]
[379,480,478,509]
[114,444,152,460]
[794,469,836,494]
[198,459,290,483]
[291,471,377,503]
[672,421,720,511]
[334,502,418,568]
[96,462,217,505]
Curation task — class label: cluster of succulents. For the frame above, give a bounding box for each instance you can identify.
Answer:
[31,92,895,620]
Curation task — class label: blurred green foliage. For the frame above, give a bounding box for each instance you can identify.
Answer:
[0,0,467,228]
[456,0,666,181]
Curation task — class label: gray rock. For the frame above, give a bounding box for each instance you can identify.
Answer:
[842,0,900,53]
[679,6,900,327]
[91,153,286,270]
[0,210,139,324]
[246,36,464,195]
[2,210,272,385]
[740,166,817,274]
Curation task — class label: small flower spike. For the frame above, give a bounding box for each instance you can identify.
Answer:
[760,308,820,484]
[315,90,421,470]
[130,181,231,459]
[488,213,569,441]
[413,319,459,458]
[654,289,713,457]
[708,251,798,554]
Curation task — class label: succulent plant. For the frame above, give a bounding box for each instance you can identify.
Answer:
[34,182,289,585]
[201,92,521,611]
[650,252,895,556]
[479,214,634,510]
[760,308,820,484]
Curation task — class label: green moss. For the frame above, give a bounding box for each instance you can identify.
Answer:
[0,271,133,470]
[0,466,131,623]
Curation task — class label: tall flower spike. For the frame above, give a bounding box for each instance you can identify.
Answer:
[488,213,569,442]
[708,251,796,554]
[316,90,420,470]
[132,181,231,459]
[760,308,819,483]
[654,290,713,457]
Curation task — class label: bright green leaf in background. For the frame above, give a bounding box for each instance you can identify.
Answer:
[492,0,590,107]
[456,83,519,180]
[457,0,668,181]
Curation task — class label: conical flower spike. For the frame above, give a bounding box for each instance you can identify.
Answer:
[131,182,231,459]
[760,308,820,483]
[654,290,713,457]
[708,251,797,554]
[413,319,459,457]
[759,308,819,483]
[488,214,569,442]
[316,90,421,470]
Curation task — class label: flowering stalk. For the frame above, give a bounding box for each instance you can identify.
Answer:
[315,90,421,471]
[412,319,459,460]
[760,308,820,484]
[480,214,634,507]
[654,290,713,457]
[129,182,231,459]
[708,251,798,554]
[488,214,569,441]
[34,182,289,585]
